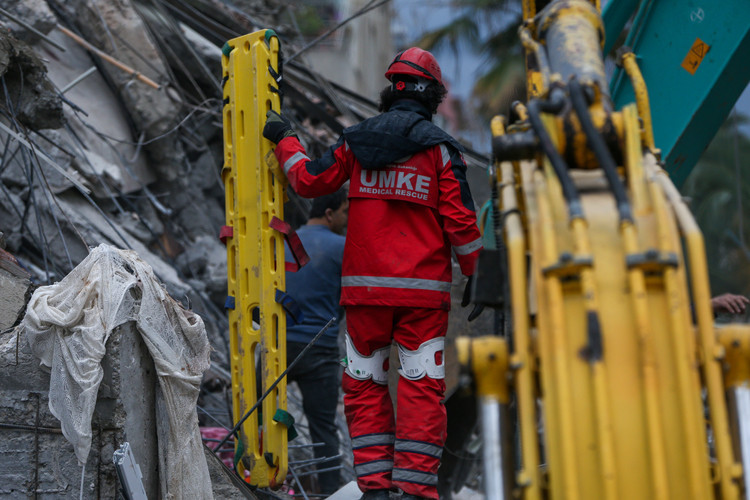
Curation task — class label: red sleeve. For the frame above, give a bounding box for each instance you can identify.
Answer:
[437,144,482,276]
[274,135,352,197]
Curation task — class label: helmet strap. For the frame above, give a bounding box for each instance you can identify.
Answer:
[392,76,433,93]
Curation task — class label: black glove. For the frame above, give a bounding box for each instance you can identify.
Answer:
[263,110,297,144]
[462,276,485,322]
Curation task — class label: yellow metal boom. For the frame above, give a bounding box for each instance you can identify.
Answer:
[460,1,750,498]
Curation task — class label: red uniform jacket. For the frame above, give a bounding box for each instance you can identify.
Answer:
[273,100,482,310]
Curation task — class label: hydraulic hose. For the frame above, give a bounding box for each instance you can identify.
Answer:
[526,88,584,220]
[568,78,633,223]
[488,164,510,339]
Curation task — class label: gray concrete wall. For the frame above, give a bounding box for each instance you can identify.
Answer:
[0,248,31,331]
[0,321,159,498]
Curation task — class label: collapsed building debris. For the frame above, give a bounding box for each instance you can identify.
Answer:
[0,0,491,497]
[23,244,212,497]
[0,243,31,330]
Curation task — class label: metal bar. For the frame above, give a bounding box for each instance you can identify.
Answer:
[500,159,541,499]
[287,465,311,500]
[0,6,66,52]
[56,24,161,90]
[290,464,345,478]
[0,422,62,433]
[481,398,507,500]
[60,66,98,94]
[289,453,343,467]
[212,317,336,453]
[289,443,326,449]
[653,164,741,499]
[729,386,750,497]
[0,120,90,194]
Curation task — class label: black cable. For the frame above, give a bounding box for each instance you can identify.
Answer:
[526,88,583,220]
[488,165,509,339]
[568,78,633,223]
[286,0,390,63]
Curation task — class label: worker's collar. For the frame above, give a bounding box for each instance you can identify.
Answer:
[389,99,432,121]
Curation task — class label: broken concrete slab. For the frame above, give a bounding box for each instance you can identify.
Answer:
[0,0,57,44]
[0,189,24,252]
[55,0,185,181]
[39,29,156,195]
[0,247,30,330]
[204,445,256,499]
[22,189,191,299]
[0,30,64,130]
[0,130,82,195]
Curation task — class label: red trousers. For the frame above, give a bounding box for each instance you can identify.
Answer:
[343,305,448,499]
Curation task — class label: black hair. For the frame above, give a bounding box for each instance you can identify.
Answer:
[309,187,348,219]
[378,75,447,114]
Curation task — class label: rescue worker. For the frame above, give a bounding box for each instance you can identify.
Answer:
[263,47,482,500]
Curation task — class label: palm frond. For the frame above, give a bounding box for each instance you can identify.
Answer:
[472,55,526,116]
[414,14,481,52]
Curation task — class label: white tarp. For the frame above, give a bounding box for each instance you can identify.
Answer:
[23,244,213,498]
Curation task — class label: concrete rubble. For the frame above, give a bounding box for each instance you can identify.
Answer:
[0,241,31,331]
[0,0,491,497]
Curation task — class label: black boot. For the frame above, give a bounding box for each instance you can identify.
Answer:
[359,489,390,500]
[401,495,428,500]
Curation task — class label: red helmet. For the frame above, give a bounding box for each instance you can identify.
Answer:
[384,47,443,87]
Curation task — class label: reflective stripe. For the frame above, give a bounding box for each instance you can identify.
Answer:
[439,144,450,168]
[345,140,350,151]
[352,433,395,449]
[392,467,438,486]
[355,459,393,477]
[283,152,310,174]
[342,275,451,293]
[395,439,443,458]
[453,237,482,256]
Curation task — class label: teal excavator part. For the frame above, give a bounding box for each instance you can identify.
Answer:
[606,1,750,188]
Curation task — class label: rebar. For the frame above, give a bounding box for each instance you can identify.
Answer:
[212,317,337,453]
[0,6,66,52]
[287,464,311,500]
[60,67,98,94]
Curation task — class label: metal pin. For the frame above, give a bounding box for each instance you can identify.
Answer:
[60,66,98,94]
[288,465,311,500]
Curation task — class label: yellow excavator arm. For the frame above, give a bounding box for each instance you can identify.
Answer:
[460,1,750,498]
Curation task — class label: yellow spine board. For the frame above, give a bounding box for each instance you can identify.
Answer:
[221,30,288,488]
[517,104,723,499]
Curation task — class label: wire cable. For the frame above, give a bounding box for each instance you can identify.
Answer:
[287,0,391,63]
[212,317,337,453]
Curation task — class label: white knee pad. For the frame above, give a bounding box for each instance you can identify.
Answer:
[344,333,390,385]
[397,338,445,381]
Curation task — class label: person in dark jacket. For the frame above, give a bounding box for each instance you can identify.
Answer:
[263,47,482,500]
